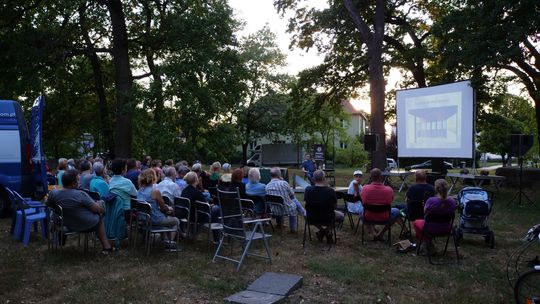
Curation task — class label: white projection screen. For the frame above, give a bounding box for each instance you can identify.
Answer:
[396,81,474,158]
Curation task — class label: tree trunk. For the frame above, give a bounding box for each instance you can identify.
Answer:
[105,0,133,158]
[242,142,248,165]
[143,5,164,158]
[79,5,114,155]
[343,0,387,170]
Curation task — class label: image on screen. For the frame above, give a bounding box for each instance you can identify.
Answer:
[396,81,474,158]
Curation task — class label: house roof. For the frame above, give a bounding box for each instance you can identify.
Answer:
[342,100,367,119]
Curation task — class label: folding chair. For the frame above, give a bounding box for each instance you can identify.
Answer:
[416,212,459,265]
[359,203,393,246]
[81,189,100,201]
[136,200,180,255]
[399,199,424,239]
[213,188,272,271]
[173,196,192,238]
[48,204,95,252]
[303,198,337,249]
[246,194,274,231]
[335,192,360,230]
[265,194,296,232]
[196,200,223,245]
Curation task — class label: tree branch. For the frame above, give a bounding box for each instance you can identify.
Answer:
[523,38,540,71]
[132,72,152,80]
[500,64,537,96]
[343,0,371,42]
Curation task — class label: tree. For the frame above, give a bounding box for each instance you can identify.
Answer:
[433,0,540,153]
[235,26,289,164]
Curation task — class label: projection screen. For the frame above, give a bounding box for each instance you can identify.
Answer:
[396,80,474,158]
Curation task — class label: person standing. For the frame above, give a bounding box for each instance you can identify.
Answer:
[301,154,317,184]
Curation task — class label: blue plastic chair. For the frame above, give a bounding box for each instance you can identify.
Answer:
[7,188,47,245]
[6,188,36,240]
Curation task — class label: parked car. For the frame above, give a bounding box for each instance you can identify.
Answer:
[386,158,397,170]
[406,160,454,171]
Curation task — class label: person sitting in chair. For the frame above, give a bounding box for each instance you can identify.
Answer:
[47,169,113,254]
[137,169,179,246]
[89,162,109,198]
[265,167,306,233]
[406,170,435,203]
[361,168,402,241]
[304,170,344,243]
[346,170,364,215]
[413,179,456,253]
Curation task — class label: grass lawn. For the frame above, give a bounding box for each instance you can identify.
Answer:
[1,169,539,303]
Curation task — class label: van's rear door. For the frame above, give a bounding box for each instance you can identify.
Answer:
[29,96,48,197]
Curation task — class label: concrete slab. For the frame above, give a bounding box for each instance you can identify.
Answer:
[246,272,303,296]
[224,290,285,304]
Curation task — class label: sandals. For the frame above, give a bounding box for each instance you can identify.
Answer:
[101,247,115,255]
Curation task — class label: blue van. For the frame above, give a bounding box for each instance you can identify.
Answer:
[0,100,41,216]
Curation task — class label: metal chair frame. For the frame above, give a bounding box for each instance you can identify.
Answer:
[359,203,393,246]
[213,188,272,271]
[136,200,180,256]
[416,212,460,265]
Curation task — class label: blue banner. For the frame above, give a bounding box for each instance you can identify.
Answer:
[30,96,48,196]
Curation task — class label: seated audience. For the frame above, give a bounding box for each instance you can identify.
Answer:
[346,170,364,215]
[125,158,141,189]
[47,169,113,253]
[406,170,435,203]
[56,158,68,187]
[156,166,182,203]
[175,164,190,193]
[360,168,402,240]
[137,169,179,244]
[265,167,306,233]
[219,163,232,185]
[222,168,246,198]
[108,159,138,212]
[89,162,109,198]
[141,155,152,170]
[304,170,344,243]
[183,172,220,240]
[241,166,249,184]
[191,163,209,191]
[209,162,221,187]
[151,159,163,182]
[79,160,94,189]
[413,179,457,252]
[246,168,266,215]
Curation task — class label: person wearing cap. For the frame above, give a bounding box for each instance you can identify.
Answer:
[346,170,364,215]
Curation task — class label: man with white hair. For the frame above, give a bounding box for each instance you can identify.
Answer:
[89,162,110,198]
[265,167,306,232]
[156,166,182,203]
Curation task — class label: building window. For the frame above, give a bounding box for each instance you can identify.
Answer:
[340,141,348,149]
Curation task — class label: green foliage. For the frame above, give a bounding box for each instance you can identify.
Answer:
[335,135,368,168]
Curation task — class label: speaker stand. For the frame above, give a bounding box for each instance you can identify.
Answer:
[509,156,534,206]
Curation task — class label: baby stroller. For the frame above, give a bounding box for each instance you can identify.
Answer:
[456,187,495,248]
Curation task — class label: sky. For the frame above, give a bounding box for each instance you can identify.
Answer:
[227,0,376,113]
[228,0,327,76]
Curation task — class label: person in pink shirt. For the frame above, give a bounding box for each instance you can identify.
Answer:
[361,168,401,240]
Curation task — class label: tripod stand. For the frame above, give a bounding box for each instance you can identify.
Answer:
[509,154,534,206]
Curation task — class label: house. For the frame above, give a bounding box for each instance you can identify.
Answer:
[248,100,369,153]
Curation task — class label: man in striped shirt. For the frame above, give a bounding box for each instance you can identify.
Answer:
[265,167,306,232]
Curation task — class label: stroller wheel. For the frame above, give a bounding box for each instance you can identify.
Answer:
[484,231,495,249]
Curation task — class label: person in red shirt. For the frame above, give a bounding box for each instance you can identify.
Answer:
[361,168,402,240]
